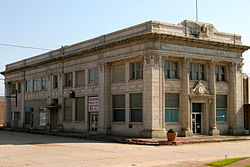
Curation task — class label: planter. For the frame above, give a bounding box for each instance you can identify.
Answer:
[167,133,177,141]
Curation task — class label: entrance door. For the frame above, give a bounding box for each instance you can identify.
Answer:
[192,103,202,134]
[90,113,98,132]
[50,110,58,131]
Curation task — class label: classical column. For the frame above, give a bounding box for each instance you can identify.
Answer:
[98,63,111,135]
[208,61,219,135]
[228,63,245,135]
[4,81,11,127]
[180,58,192,136]
[142,55,166,138]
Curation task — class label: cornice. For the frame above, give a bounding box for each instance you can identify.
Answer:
[1,32,249,75]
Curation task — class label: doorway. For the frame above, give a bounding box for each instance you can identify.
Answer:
[192,103,203,134]
[89,113,98,132]
[50,109,58,131]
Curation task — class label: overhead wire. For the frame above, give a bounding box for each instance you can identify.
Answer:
[0,42,52,51]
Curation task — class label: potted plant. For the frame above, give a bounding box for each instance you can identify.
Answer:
[167,128,177,141]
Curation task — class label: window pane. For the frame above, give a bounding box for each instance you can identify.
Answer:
[113,95,125,108]
[76,97,85,121]
[113,109,125,122]
[113,64,125,82]
[165,93,179,108]
[64,98,72,121]
[130,93,142,108]
[76,70,85,87]
[130,62,143,80]
[165,109,179,122]
[131,109,142,122]
[216,95,227,108]
[89,68,99,84]
[216,109,227,122]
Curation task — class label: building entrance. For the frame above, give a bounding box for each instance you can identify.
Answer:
[192,103,202,134]
[90,113,98,132]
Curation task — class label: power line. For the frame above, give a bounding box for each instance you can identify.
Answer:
[0,42,52,51]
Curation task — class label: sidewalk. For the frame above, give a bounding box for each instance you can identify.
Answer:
[1,127,250,146]
[225,158,250,167]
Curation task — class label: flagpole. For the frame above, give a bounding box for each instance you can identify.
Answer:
[196,0,198,21]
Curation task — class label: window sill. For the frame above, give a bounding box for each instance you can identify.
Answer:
[73,121,85,123]
[112,81,126,84]
[129,122,143,125]
[87,84,99,87]
[216,121,228,124]
[129,79,143,82]
[165,78,180,81]
[112,122,126,125]
[165,122,179,124]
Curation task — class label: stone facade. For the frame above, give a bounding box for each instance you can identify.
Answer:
[0,96,4,126]
[1,20,249,137]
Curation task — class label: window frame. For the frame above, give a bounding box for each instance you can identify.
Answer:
[75,97,85,121]
[130,93,143,122]
[88,68,99,85]
[164,61,179,79]
[165,93,179,123]
[216,95,227,122]
[112,94,126,122]
[130,62,143,80]
[216,65,226,82]
[64,72,73,88]
[189,63,205,80]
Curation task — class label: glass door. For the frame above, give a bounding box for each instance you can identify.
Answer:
[192,113,202,134]
[90,113,98,132]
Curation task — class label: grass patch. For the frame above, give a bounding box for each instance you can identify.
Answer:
[207,157,250,167]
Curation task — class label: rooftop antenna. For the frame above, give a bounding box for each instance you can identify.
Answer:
[196,0,198,21]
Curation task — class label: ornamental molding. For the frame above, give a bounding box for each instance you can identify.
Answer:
[190,81,210,96]
[181,20,216,39]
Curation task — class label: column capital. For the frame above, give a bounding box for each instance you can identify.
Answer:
[182,57,192,64]
[142,55,161,67]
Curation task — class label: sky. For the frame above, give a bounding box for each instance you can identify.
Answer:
[0,0,250,96]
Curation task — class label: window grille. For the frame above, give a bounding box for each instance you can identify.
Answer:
[113,94,125,122]
[130,93,142,122]
[76,97,85,121]
[112,64,125,82]
[64,98,72,121]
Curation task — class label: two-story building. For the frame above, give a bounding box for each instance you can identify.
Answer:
[1,20,249,137]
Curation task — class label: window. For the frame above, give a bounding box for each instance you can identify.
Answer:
[33,79,41,91]
[53,75,58,89]
[26,80,33,92]
[76,70,85,87]
[11,83,16,94]
[64,98,72,121]
[39,109,48,126]
[76,97,85,121]
[88,68,99,84]
[113,95,125,122]
[130,93,142,122]
[17,82,21,93]
[216,95,227,122]
[130,62,143,80]
[165,93,179,122]
[24,108,33,124]
[112,64,125,82]
[189,63,205,80]
[41,77,48,91]
[216,66,226,82]
[164,61,178,79]
[64,73,73,88]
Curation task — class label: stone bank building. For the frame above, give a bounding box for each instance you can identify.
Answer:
[1,20,249,137]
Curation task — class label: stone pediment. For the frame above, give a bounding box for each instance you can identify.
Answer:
[190,81,210,95]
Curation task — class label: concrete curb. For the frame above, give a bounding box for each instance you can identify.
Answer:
[1,127,250,146]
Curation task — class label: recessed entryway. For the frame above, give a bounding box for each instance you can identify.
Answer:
[192,103,203,134]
